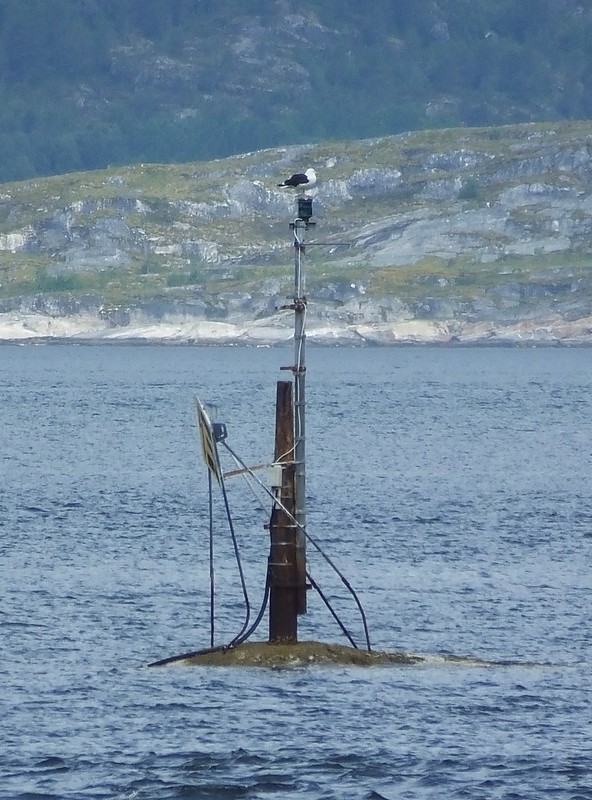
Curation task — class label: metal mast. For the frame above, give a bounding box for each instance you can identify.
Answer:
[293,218,306,578]
[269,197,314,641]
[290,197,314,617]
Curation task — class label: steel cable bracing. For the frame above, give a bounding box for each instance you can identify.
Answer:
[222,448,358,650]
[225,451,276,515]
[306,571,359,649]
[221,440,372,652]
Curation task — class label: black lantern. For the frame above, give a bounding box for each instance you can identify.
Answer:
[297,197,314,222]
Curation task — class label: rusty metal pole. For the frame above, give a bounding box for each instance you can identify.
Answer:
[268,381,298,642]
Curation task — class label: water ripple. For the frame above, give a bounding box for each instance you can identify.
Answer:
[2,345,592,800]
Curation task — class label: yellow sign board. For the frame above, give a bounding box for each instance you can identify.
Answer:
[195,397,222,484]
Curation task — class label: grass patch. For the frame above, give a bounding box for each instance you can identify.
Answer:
[1,119,591,316]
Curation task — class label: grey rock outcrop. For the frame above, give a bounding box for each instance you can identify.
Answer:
[1,122,592,344]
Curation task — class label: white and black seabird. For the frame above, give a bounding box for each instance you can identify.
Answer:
[277,168,317,190]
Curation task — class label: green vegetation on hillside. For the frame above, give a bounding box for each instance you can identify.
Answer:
[1,119,591,330]
[0,1,592,182]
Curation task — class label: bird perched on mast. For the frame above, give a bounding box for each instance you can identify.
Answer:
[277,168,317,191]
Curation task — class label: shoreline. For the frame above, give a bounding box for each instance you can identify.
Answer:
[0,316,592,348]
[2,335,591,348]
[1,312,591,347]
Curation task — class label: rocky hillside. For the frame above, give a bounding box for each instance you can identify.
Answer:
[1,121,592,344]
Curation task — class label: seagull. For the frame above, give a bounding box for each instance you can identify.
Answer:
[277,168,317,190]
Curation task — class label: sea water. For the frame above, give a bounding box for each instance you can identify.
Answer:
[1,344,591,799]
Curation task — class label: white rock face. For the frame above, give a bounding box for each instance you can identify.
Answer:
[0,229,34,252]
[1,308,590,346]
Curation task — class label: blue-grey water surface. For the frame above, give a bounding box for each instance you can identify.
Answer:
[1,344,591,800]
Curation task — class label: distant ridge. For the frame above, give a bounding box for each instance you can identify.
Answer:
[1,121,592,345]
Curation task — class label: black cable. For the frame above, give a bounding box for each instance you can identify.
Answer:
[147,580,271,667]
[150,418,262,668]
[307,571,358,649]
[221,440,372,651]
[300,526,372,652]
[230,578,270,647]
[150,431,372,666]
[208,470,215,648]
[218,466,251,645]
[147,643,231,667]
